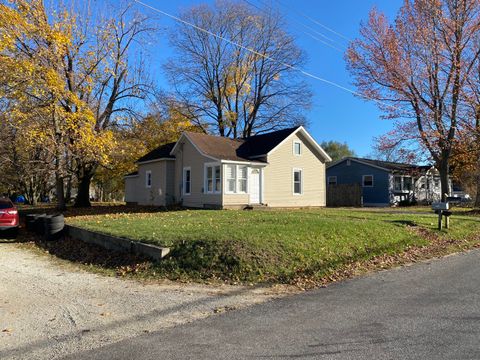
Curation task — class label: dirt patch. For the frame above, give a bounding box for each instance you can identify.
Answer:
[0,242,291,360]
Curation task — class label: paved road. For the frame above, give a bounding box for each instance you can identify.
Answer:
[65,249,480,360]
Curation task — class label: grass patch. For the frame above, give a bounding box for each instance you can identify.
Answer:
[65,208,480,284]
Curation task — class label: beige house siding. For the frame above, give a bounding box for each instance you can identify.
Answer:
[124,176,139,203]
[221,164,251,206]
[130,161,172,206]
[173,139,222,208]
[263,132,326,207]
[165,161,176,205]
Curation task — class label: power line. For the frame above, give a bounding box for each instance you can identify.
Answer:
[242,0,344,53]
[273,0,350,42]
[132,0,404,114]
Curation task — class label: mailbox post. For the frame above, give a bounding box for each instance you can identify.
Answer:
[432,202,450,230]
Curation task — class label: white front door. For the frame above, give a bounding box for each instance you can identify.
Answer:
[249,168,261,204]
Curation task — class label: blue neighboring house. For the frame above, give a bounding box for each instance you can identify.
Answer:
[326,157,452,206]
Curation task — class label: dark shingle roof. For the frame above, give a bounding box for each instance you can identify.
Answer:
[346,157,431,172]
[184,127,300,162]
[136,142,176,163]
[135,127,302,163]
[184,132,248,161]
[238,127,300,158]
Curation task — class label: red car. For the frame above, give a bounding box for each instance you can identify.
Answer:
[0,198,19,237]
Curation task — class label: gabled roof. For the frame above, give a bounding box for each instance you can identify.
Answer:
[328,157,432,173]
[237,127,300,158]
[136,142,176,163]
[182,131,250,162]
[171,126,331,163]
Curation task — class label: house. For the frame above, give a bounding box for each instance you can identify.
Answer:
[124,126,332,208]
[326,157,453,206]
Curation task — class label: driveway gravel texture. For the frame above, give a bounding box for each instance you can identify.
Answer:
[0,243,287,360]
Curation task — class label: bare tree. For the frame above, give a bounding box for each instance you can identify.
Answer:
[164,1,311,138]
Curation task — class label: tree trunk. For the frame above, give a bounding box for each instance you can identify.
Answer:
[475,172,480,208]
[438,157,450,202]
[55,174,66,211]
[74,166,95,207]
[65,175,72,204]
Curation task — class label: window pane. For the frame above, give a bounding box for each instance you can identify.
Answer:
[228,179,236,192]
[207,167,213,180]
[404,177,412,191]
[294,171,300,182]
[239,179,247,192]
[226,165,236,180]
[184,169,191,194]
[239,166,247,179]
[294,182,301,194]
[294,142,301,155]
[208,179,213,192]
[364,176,373,186]
[394,176,402,190]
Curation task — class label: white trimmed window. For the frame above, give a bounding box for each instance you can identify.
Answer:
[293,141,302,156]
[225,165,236,193]
[237,166,247,193]
[205,164,221,193]
[328,176,337,185]
[293,169,303,195]
[183,167,191,195]
[146,170,152,188]
[362,175,374,187]
[225,165,248,194]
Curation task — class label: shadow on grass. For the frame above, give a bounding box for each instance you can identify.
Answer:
[387,220,417,227]
[18,203,189,219]
[38,235,152,270]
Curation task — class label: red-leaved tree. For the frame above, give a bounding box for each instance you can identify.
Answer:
[347,0,480,201]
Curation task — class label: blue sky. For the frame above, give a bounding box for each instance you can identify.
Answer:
[132,0,404,156]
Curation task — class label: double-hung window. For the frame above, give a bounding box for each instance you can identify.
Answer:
[293,141,302,156]
[225,165,248,193]
[225,165,236,193]
[183,167,191,195]
[146,170,152,188]
[328,176,337,186]
[362,175,374,187]
[293,169,303,195]
[205,164,221,193]
[237,166,247,193]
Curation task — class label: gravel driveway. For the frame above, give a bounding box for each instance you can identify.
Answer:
[0,243,286,360]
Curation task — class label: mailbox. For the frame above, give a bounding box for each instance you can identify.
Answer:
[432,202,449,211]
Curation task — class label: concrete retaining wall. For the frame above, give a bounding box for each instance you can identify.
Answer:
[65,225,170,261]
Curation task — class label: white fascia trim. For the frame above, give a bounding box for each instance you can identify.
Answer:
[169,133,219,161]
[267,126,332,162]
[136,158,175,165]
[220,159,268,166]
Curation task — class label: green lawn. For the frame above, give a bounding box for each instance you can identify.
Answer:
[67,208,480,283]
